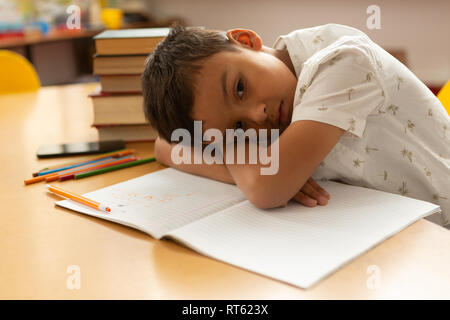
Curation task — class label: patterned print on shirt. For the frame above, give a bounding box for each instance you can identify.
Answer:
[347,118,356,132]
[398,181,409,195]
[376,59,383,71]
[347,88,354,100]
[376,108,386,115]
[424,167,433,184]
[329,55,342,66]
[365,146,379,154]
[313,35,324,44]
[404,120,416,134]
[388,104,399,115]
[432,194,448,201]
[396,76,404,90]
[353,158,364,168]
[378,170,388,181]
[401,148,413,163]
[299,84,308,96]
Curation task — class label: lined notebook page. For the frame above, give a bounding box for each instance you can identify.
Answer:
[166,180,441,289]
[56,168,245,238]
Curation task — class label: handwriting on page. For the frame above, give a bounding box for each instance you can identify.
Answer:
[108,189,196,209]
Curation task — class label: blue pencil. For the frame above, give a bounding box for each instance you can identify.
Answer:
[37,157,114,176]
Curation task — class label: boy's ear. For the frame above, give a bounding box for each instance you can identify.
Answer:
[226,29,262,51]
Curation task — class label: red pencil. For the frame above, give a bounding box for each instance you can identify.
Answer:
[26,156,122,185]
[58,156,138,181]
[32,149,135,176]
[44,156,134,182]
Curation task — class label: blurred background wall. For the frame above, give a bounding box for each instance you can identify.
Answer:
[1,0,448,88]
[148,0,450,86]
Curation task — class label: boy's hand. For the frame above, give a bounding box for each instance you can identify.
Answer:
[292,178,330,207]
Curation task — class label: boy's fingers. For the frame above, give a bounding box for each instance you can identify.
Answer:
[307,178,330,199]
[301,181,329,205]
[293,190,317,207]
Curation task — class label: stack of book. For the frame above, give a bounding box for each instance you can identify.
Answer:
[91,28,170,142]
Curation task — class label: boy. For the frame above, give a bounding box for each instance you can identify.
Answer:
[142,24,450,227]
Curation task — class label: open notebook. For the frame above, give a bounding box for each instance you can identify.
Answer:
[55,168,440,289]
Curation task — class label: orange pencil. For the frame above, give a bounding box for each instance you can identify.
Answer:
[46,184,111,213]
[34,149,135,176]
[45,156,137,182]
[35,149,134,173]
[57,156,137,181]
[25,172,59,185]
[25,156,129,185]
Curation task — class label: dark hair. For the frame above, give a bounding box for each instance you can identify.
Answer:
[141,25,239,143]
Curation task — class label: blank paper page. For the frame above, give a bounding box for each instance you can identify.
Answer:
[166,180,441,288]
[56,168,245,238]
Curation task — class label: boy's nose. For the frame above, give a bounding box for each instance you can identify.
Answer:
[248,102,267,125]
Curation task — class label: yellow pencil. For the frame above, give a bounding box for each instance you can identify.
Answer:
[46,184,111,213]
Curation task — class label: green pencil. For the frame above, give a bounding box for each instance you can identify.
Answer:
[74,157,156,179]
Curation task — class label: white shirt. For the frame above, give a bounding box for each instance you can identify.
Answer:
[273,24,450,226]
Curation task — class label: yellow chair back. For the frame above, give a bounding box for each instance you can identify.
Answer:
[0,50,40,94]
[437,80,450,116]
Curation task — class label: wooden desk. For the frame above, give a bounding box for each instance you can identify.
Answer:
[1,83,449,299]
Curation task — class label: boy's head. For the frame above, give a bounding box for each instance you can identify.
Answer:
[142,25,297,143]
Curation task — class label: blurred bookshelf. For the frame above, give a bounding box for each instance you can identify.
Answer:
[0,0,184,86]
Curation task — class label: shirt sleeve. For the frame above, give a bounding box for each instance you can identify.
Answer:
[291,42,385,138]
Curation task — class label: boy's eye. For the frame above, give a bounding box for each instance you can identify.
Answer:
[236,79,244,99]
[235,121,243,130]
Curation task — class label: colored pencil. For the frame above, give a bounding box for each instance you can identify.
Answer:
[46,184,111,213]
[36,148,133,172]
[25,172,58,185]
[33,149,134,177]
[25,156,130,185]
[58,156,137,181]
[75,157,156,179]
[45,156,136,182]
[37,149,134,176]
[33,149,134,176]
[38,156,114,176]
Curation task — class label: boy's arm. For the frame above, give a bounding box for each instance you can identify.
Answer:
[154,136,234,184]
[154,133,332,207]
[225,120,344,209]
